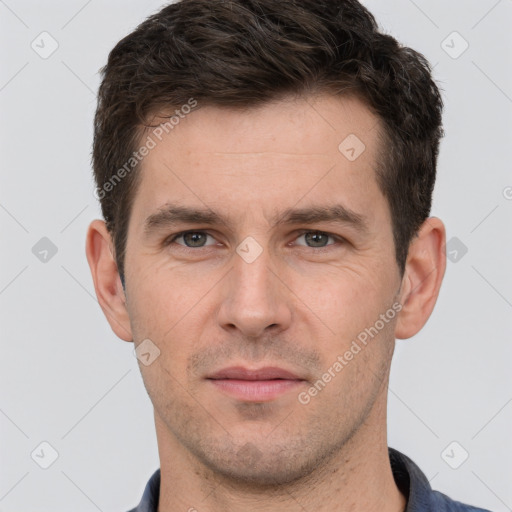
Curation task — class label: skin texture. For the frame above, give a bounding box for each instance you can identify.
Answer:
[86,93,446,511]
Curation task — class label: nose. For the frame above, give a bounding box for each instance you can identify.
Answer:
[216,244,292,339]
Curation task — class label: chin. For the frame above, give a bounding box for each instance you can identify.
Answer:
[209,460,310,488]
[193,439,329,488]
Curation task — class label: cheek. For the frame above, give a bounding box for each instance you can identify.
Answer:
[293,263,390,337]
[126,258,211,334]
[126,267,213,375]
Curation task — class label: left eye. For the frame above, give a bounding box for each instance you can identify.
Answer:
[294,231,338,248]
[170,231,217,248]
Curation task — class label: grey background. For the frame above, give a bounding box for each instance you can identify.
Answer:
[1,0,511,510]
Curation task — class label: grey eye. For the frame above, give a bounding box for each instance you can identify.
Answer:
[174,232,215,247]
[296,232,335,248]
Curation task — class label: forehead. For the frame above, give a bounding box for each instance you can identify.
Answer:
[159,94,379,158]
[131,93,386,230]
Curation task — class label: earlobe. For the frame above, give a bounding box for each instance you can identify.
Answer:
[395,217,446,340]
[85,219,133,342]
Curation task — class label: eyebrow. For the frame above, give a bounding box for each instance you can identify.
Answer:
[143,202,369,237]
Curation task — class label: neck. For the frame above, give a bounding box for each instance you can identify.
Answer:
[155,393,406,512]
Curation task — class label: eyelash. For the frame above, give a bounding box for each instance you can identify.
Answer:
[164,230,345,252]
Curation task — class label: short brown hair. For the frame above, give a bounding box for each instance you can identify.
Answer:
[92,0,443,284]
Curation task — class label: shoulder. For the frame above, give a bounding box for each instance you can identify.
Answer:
[388,447,494,512]
[430,489,493,512]
[125,468,161,512]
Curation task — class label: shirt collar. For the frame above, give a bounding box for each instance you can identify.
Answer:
[129,447,484,512]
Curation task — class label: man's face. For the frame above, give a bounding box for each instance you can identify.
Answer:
[123,94,403,485]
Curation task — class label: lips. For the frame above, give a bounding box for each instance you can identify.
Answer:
[208,366,303,381]
[206,366,306,402]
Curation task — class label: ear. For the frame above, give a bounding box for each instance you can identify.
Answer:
[395,217,446,339]
[85,219,133,342]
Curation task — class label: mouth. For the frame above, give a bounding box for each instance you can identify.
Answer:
[206,366,307,402]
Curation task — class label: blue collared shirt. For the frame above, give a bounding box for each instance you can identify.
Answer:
[127,447,493,511]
